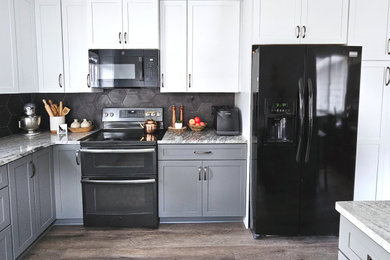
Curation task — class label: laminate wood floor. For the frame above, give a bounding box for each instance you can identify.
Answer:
[22,223,338,260]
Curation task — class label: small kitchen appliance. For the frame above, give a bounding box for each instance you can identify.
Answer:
[79,107,164,228]
[212,106,240,135]
[18,103,41,135]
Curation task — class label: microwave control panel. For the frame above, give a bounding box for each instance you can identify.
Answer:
[144,56,158,82]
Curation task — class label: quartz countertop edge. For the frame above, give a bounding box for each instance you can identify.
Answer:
[158,129,247,144]
[336,201,390,253]
[0,130,99,167]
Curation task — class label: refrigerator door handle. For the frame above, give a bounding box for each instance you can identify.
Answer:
[305,78,314,163]
[296,78,305,162]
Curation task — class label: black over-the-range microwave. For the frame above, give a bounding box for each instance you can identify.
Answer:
[88,49,159,88]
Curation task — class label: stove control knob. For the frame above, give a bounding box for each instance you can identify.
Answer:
[150,112,156,117]
[104,113,109,117]
[110,113,114,117]
[145,112,151,117]
[156,112,161,117]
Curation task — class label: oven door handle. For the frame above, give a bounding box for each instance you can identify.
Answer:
[79,148,155,154]
[81,179,156,184]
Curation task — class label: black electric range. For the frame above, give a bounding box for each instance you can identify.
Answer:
[78,108,164,228]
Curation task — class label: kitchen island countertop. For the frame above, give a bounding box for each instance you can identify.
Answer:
[336,201,390,253]
[0,131,98,166]
[158,129,247,144]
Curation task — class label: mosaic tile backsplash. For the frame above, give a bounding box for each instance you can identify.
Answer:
[0,89,234,138]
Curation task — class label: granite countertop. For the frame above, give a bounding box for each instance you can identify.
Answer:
[336,201,390,253]
[158,129,247,144]
[0,131,98,167]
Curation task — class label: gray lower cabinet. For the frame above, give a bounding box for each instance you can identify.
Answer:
[33,148,55,234]
[0,226,13,260]
[53,145,83,220]
[8,155,35,257]
[159,161,202,217]
[8,147,55,258]
[158,144,246,219]
[202,160,246,217]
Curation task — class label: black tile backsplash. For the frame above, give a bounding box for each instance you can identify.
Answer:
[0,89,234,138]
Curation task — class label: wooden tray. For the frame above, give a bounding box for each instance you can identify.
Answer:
[168,126,187,134]
[68,125,94,133]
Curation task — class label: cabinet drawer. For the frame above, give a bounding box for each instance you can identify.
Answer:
[339,216,390,260]
[0,166,8,190]
[158,144,246,160]
[0,187,10,232]
[0,225,12,260]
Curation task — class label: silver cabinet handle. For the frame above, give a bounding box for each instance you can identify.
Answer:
[161,73,164,88]
[30,161,36,178]
[124,32,127,44]
[296,25,300,38]
[79,148,155,153]
[81,179,155,184]
[194,151,212,155]
[198,167,202,181]
[302,25,306,38]
[75,151,80,165]
[203,167,207,180]
[388,39,390,55]
[386,67,390,86]
[189,74,192,88]
[119,32,122,44]
[87,74,91,88]
[58,73,63,88]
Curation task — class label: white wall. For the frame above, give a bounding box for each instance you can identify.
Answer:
[235,0,254,228]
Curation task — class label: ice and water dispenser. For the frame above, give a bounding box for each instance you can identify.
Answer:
[265,100,295,143]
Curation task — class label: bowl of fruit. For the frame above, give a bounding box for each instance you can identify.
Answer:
[188,116,207,132]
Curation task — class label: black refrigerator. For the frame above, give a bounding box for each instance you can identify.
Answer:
[250,45,361,237]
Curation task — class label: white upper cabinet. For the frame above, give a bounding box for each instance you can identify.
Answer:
[0,0,19,93]
[348,0,390,61]
[14,0,39,93]
[256,0,301,44]
[87,0,123,49]
[188,0,240,92]
[35,0,64,93]
[253,0,349,44]
[301,0,348,44]
[87,0,159,49]
[160,0,187,92]
[123,0,159,49]
[160,0,240,93]
[62,0,92,92]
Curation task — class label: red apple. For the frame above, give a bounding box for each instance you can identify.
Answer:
[194,117,201,123]
[200,122,206,126]
[189,119,195,125]
[196,123,201,126]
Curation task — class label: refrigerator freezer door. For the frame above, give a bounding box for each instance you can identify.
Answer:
[252,45,305,236]
[300,46,361,235]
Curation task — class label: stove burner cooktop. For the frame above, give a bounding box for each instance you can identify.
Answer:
[80,129,165,147]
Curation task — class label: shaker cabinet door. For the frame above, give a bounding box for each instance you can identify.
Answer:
[8,156,36,258]
[300,0,348,44]
[202,160,246,217]
[160,0,187,92]
[33,148,55,235]
[188,0,240,92]
[348,0,390,61]
[35,0,65,93]
[87,0,123,49]
[0,226,13,260]
[0,0,18,93]
[123,0,159,49]
[158,161,203,217]
[255,0,302,44]
[62,0,92,93]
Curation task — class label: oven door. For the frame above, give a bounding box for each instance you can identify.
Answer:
[81,178,157,227]
[80,147,156,178]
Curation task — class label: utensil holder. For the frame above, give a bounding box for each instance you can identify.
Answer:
[50,116,65,133]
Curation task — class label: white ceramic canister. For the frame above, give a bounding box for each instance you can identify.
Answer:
[71,119,81,128]
[50,116,65,133]
[81,119,91,128]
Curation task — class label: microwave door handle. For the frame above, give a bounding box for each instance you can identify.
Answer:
[139,58,144,81]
